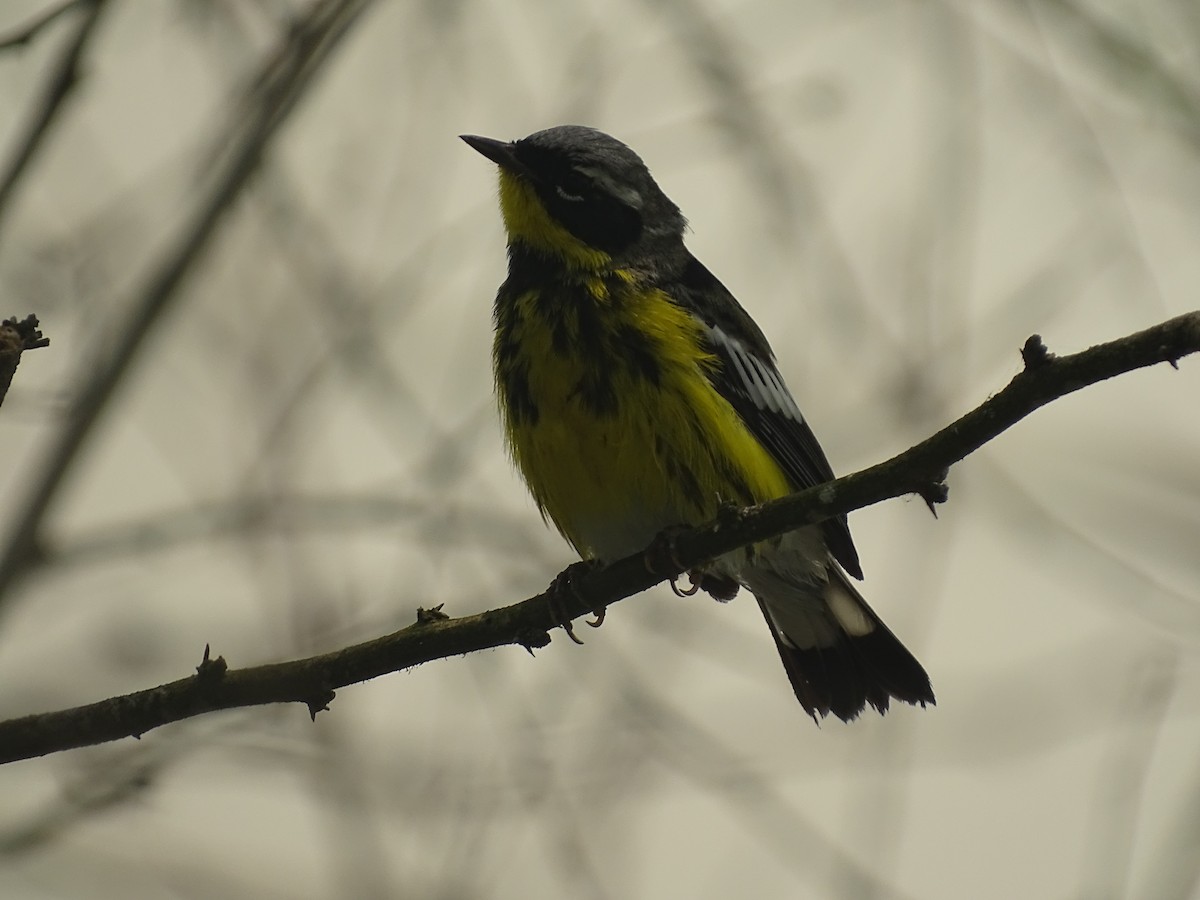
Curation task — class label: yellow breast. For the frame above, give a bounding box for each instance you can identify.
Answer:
[495,277,791,560]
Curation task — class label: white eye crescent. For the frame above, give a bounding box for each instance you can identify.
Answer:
[555,185,585,202]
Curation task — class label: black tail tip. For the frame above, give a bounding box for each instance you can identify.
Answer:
[775,628,935,724]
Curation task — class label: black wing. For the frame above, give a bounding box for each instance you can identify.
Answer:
[672,253,862,579]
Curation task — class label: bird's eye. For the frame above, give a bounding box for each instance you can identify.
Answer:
[555,184,585,202]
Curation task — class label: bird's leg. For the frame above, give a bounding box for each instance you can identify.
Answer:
[643,525,704,598]
[546,560,605,643]
[644,519,741,602]
[643,525,688,576]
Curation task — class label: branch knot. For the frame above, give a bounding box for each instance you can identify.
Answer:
[1020,334,1054,370]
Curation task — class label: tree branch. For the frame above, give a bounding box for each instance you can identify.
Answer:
[0,312,1196,764]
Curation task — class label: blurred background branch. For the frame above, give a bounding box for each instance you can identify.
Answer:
[0,0,376,610]
[0,0,84,52]
[0,0,109,238]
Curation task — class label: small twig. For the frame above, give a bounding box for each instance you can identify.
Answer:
[0,314,50,408]
[0,311,1195,764]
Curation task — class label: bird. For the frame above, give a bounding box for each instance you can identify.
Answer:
[462,125,934,722]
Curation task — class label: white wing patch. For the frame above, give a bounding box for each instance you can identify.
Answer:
[706,325,805,422]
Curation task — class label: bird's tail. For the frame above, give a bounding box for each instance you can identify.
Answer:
[743,563,935,722]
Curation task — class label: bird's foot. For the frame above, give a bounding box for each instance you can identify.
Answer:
[547,560,604,644]
[643,524,691,579]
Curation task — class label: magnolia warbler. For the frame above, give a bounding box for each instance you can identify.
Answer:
[462,125,934,721]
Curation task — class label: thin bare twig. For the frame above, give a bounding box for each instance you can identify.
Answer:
[0,311,1196,764]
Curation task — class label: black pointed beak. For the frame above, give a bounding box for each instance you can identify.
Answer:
[460,134,527,175]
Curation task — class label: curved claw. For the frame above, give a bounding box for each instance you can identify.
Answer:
[586,606,607,628]
[562,619,585,645]
[670,575,700,597]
